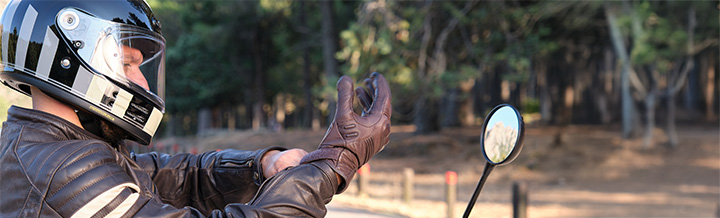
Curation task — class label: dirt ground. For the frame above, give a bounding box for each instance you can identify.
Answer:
[156,122,720,218]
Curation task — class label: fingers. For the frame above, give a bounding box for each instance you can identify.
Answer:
[368,72,391,118]
[335,76,356,119]
[355,87,372,113]
[363,78,376,97]
[337,73,391,120]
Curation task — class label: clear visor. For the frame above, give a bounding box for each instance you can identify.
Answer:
[57,8,165,100]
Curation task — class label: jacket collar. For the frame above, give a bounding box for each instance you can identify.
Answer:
[6,106,103,141]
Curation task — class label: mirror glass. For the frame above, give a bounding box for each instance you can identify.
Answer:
[483,106,521,164]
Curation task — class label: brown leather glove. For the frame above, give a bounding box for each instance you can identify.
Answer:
[300,72,392,194]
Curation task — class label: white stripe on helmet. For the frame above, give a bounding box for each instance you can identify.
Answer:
[14,5,37,69]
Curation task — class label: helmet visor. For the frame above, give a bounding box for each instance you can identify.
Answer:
[57,8,165,103]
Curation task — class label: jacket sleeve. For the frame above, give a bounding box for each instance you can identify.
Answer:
[48,142,338,218]
[131,147,285,213]
[131,161,340,218]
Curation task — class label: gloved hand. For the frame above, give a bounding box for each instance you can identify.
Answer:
[300,72,392,193]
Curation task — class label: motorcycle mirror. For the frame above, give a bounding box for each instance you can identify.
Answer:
[482,104,525,165]
[463,104,525,218]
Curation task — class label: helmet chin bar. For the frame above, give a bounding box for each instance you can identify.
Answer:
[0,72,154,144]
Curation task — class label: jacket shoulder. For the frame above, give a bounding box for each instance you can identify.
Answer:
[16,139,118,186]
[16,140,137,216]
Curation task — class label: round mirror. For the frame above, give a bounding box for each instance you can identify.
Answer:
[481,104,524,165]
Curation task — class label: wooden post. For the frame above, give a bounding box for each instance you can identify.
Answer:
[357,164,370,197]
[446,171,457,218]
[513,182,528,218]
[403,168,414,203]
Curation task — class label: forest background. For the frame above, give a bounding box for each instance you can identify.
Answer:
[147,0,718,151]
[0,0,718,217]
[0,1,717,147]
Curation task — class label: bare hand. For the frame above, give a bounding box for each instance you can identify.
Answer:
[261,149,308,178]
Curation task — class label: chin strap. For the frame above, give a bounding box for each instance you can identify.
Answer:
[76,109,104,138]
[76,109,134,149]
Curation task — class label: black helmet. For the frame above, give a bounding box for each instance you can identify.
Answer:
[0,0,165,144]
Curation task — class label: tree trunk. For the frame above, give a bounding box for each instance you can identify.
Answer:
[563,85,574,124]
[598,46,614,124]
[321,0,339,125]
[300,1,314,129]
[197,107,211,135]
[441,87,461,127]
[227,106,236,131]
[705,53,716,121]
[413,1,436,134]
[312,107,321,130]
[414,95,440,134]
[274,94,285,132]
[164,114,177,137]
[431,1,476,129]
[604,5,635,138]
[667,87,678,148]
[643,91,656,149]
[683,64,698,110]
[538,61,552,123]
[459,79,476,126]
[252,28,266,130]
[665,7,697,149]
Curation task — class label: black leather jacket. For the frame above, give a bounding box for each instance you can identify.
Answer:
[0,106,338,217]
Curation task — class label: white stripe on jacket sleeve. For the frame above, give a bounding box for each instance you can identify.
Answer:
[70,183,140,218]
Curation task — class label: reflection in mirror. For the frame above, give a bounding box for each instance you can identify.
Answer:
[483,106,520,164]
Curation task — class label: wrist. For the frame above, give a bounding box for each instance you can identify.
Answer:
[252,147,286,185]
[261,150,281,175]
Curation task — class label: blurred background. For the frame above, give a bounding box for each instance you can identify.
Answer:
[0,0,718,217]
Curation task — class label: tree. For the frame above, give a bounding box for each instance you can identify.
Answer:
[605,1,711,148]
[605,3,637,139]
[143,0,719,145]
[320,0,340,126]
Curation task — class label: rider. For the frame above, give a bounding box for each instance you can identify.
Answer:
[0,0,392,217]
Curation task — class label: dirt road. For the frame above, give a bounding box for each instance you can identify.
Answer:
[327,202,407,218]
[156,123,720,217]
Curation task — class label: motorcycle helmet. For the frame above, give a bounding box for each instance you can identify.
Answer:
[0,0,165,144]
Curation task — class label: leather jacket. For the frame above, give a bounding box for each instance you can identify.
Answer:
[0,106,338,217]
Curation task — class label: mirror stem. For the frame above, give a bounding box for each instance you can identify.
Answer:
[462,162,495,218]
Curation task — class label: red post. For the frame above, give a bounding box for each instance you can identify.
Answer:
[446,171,457,218]
[357,164,370,197]
[358,164,371,175]
[191,147,198,155]
[173,144,179,154]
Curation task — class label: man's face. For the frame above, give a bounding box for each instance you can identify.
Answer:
[100,46,149,145]
[122,46,149,90]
